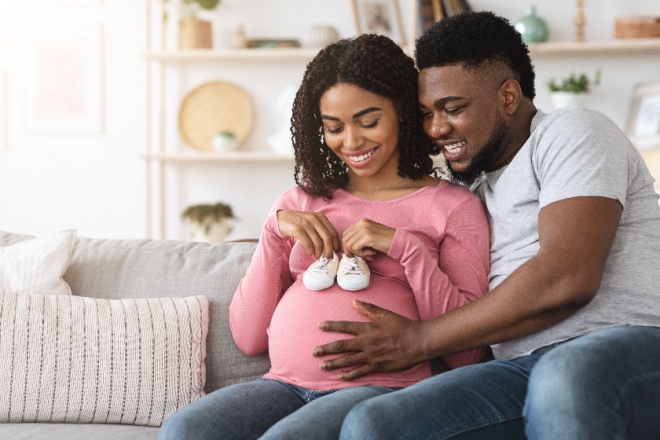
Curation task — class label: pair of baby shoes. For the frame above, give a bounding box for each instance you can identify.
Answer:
[303,253,370,291]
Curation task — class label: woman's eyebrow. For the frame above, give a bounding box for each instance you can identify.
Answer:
[353,107,381,119]
[321,107,382,121]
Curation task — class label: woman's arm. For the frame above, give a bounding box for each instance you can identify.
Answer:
[229,210,295,356]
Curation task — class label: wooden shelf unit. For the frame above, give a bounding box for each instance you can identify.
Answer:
[143,0,660,239]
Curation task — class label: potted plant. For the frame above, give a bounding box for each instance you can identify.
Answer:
[548,69,602,109]
[160,0,221,49]
[181,201,235,243]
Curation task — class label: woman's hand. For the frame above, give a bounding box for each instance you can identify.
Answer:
[342,218,396,259]
[276,210,340,259]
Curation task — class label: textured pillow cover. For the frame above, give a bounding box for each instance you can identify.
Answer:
[0,290,209,427]
[0,229,76,296]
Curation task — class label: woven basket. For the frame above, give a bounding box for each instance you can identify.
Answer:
[614,16,660,39]
[178,81,254,152]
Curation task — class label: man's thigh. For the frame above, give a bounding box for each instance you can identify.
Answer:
[340,356,540,440]
[525,325,660,440]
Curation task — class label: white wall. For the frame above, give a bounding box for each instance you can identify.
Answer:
[1,0,659,240]
[0,0,147,239]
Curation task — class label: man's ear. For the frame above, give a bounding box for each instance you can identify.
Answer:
[499,79,523,115]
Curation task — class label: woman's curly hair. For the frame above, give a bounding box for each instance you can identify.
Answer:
[291,34,438,199]
[415,11,536,100]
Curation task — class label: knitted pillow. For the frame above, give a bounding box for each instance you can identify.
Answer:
[0,290,209,427]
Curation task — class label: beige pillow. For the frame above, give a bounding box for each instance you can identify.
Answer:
[0,229,76,296]
[0,290,209,427]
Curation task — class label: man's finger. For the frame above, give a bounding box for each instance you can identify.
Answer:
[317,319,366,336]
[319,351,368,371]
[353,299,388,321]
[312,336,361,357]
[338,365,375,381]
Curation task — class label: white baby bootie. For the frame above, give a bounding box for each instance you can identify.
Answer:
[303,252,339,291]
[337,255,370,291]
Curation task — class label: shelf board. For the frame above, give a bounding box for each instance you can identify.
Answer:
[143,39,660,62]
[144,48,319,62]
[528,38,660,55]
[142,151,295,163]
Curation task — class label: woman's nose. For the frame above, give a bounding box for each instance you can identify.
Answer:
[344,127,363,149]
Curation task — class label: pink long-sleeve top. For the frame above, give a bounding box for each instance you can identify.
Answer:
[230,181,490,390]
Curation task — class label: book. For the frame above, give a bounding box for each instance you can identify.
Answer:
[420,0,446,32]
[447,0,472,15]
[449,0,472,15]
[432,0,446,22]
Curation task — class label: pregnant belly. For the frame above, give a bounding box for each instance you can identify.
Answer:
[267,276,421,388]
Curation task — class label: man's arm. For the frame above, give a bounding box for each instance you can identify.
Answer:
[313,196,622,380]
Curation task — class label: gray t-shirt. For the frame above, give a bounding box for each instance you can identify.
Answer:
[475,107,660,360]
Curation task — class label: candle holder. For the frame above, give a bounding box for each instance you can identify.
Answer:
[575,0,586,41]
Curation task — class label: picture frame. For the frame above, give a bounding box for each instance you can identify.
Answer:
[351,0,406,46]
[626,81,660,150]
[419,0,445,34]
[24,25,103,135]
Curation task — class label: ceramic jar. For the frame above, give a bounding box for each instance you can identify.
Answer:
[304,25,340,48]
[515,5,549,43]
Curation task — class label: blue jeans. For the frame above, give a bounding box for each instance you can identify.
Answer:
[340,325,660,440]
[158,378,398,440]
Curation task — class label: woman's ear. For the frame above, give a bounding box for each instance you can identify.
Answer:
[499,79,523,115]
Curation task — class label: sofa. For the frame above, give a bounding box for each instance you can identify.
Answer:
[0,229,268,439]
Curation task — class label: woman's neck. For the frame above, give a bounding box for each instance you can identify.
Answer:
[345,174,440,201]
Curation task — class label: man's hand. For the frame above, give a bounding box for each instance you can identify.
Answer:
[312,300,426,380]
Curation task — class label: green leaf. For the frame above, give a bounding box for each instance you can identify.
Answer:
[195,0,220,10]
[547,69,602,94]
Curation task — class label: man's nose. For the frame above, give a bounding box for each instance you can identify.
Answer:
[426,115,452,139]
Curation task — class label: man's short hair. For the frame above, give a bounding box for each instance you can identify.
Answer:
[415,11,536,100]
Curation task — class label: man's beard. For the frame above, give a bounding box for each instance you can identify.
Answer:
[448,118,508,186]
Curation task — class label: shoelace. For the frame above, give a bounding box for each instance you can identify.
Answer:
[309,257,331,275]
[342,258,364,276]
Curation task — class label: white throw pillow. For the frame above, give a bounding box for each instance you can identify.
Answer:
[0,290,209,427]
[0,229,76,296]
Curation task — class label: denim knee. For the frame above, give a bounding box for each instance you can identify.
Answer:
[340,399,381,440]
[158,411,194,440]
[524,326,660,440]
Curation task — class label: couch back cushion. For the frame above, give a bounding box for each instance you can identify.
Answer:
[0,231,270,393]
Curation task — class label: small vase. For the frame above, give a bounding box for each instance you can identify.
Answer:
[515,5,549,43]
[550,92,586,110]
[189,218,231,243]
[303,25,340,48]
[212,132,239,152]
